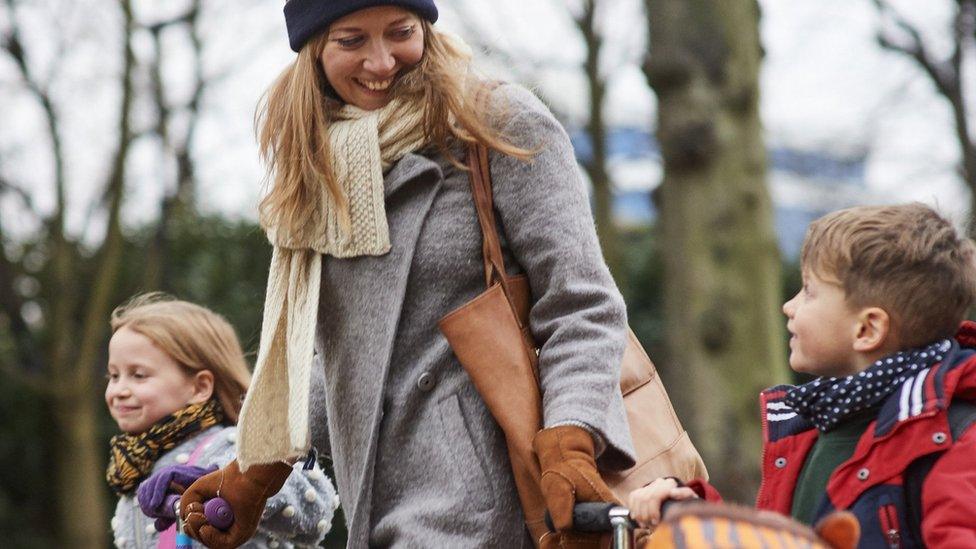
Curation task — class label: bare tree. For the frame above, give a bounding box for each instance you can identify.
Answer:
[0,0,136,545]
[571,0,620,273]
[872,0,976,233]
[643,0,787,501]
[143,0,206,290]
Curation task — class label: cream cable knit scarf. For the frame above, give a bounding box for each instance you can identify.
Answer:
[237,97,427,469]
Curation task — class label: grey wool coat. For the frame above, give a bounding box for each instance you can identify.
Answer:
[308,83,636,548]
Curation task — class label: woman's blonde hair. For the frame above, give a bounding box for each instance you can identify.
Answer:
[256,18,532,239]
[110,293,251,423]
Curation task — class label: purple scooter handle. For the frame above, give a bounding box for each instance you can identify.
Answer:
[156,494,235,531]
[203,497,235,531]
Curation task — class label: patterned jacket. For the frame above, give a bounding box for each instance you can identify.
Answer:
[111,425,338,549]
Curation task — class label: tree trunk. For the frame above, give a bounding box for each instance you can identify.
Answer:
[576,0,620,275]
[51,1,134,544]
[643,0,787,501]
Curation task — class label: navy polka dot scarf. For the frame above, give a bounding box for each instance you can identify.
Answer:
[784,338,951,432]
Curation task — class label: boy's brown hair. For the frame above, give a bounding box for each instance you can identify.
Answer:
[801,202,976,348]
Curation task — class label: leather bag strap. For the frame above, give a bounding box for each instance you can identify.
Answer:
[466,143,508,287]
[466,143,524,326]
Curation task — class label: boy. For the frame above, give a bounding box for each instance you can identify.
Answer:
[630,203,976,547]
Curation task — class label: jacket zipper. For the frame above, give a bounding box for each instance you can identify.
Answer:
[756,394,772,507]
[878,503,901,549]
[135,501,144,549]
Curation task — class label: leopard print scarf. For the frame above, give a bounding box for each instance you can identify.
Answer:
[106,399,224,495]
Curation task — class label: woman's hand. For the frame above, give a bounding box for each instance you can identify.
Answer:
[179,459,293,549]
[627,477,698,529]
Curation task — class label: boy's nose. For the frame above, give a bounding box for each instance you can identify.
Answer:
[782,296,796,317]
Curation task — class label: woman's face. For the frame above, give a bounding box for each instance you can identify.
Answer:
[105,327,212,434]
[320,6,425,111]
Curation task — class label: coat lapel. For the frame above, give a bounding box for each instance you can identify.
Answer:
[316,153,444,539]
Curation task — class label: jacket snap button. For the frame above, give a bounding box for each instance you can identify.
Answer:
[857,468,870,481]
[932,432,947,444]
[774,457,787,468]
[417,372,436,392]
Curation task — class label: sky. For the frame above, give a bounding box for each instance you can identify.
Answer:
[0,0,972,241]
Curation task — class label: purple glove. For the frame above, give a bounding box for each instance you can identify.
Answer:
[137,464,217,529]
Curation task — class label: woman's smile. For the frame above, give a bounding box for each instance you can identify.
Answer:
[355,76,395,92]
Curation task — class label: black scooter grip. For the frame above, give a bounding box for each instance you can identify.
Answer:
[544,500,684,533]
[544,502,617,532]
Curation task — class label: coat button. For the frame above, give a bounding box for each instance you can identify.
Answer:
[145,524,156,534]
[282,505,296,517]
[175,453,190,464]
[774,457,787,468]
[318,518,331,533]
[857,468,870,481]
[417,372,436,392]
[932,432,947,444]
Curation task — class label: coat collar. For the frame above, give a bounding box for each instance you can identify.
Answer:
[383,150,444,198]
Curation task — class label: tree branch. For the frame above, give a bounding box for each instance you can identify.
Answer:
[872,0,956,97]
[0,173,35,211]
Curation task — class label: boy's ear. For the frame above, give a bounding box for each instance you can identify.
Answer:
[853,307,891,353]
[189,370,215,404]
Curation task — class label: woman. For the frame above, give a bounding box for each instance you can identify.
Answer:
[180,1,636,547]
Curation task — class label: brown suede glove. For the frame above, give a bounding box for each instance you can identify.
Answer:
[180,459,293,549]
[534,425,618,549]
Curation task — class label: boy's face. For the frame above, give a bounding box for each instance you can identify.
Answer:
[783,270,862,377]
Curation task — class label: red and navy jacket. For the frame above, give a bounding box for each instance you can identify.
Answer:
[691,323,976,548]
[760,327,976,548]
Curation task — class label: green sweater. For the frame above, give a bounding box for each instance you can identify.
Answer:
[790,412,876,525]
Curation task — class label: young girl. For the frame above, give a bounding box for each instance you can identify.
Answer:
[105,294,337,548]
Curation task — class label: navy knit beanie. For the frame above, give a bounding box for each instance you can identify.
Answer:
[284,0,438,52]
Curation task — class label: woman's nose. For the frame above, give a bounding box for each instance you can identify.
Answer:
[363,41,395,74]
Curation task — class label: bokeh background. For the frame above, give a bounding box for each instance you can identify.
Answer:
[1,0,972,546]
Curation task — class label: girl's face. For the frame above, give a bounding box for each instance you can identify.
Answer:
[105,327,212,434]
[320,6,425,111]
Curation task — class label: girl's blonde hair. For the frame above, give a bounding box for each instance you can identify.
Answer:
[110,294,251,423]
[256,18,532,239]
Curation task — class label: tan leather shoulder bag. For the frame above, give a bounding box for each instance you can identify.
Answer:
[438,144,707,545]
